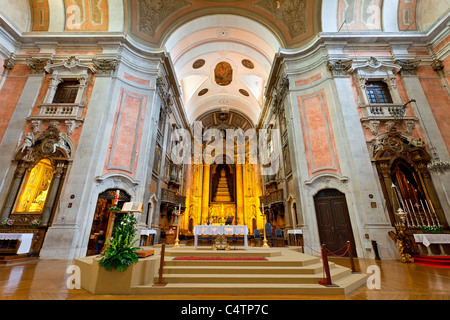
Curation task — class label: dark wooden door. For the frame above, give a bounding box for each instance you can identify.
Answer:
[314,189,357,257]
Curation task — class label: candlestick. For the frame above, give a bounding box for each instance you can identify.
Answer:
[174,204,182,248]
[410,200,423,227]
[423,199,436,227]
[428,200,442,228]
[420,200,431,227]
[404,201,416,228]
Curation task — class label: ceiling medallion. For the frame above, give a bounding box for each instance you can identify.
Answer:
[193,59,206,69]
[217,27,230,38]
[242,59,254,69]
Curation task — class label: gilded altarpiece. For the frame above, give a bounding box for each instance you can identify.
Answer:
[183,162,263,235]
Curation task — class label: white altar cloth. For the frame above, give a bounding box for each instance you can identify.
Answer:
[193,225,249,249]
[414,234,450,247]
[0,233,34,254]
[287,229,303,235]
[140,229,156,236]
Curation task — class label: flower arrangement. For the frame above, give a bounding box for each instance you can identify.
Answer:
[1,218,14,227]
[31,219,41,227]
[98,213,140,272]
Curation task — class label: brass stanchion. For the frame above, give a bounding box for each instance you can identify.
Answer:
[262,211,269,248]
[174,205,182,248]
[153,243,167,287]
[320,244,339,287]
[347,241,360,273]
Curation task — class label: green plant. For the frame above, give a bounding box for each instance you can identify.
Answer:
[109,206,122,212]
[98,213,140,272]
[420,226,444,233]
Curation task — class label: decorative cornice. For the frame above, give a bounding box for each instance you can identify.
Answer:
[45,56,96,74]
[349,57,402,75]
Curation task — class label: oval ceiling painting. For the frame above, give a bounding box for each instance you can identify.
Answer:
[215,61,233,86]
[193,59,205,69]
[242,59,254,69]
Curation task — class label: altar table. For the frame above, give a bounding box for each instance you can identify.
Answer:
[413,233,450,256]
[140,229,157,246]
[287,229,303,247]
[413,234,450,247]
[193,225,249,249]
[0,233,34,254]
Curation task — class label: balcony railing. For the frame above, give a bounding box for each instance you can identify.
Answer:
[28,103,85,121]
[260,189,284,206]
[161,188,186,206]
[360,103,415,120]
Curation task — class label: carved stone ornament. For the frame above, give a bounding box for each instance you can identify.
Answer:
[349,57,402,74]
[26,58,52,75]
[3,58,15,72]
[431,59,444,72]
[45,56,96,74]
[92,59,117,76]
[371,129,425,159]
[395,59,421,76]
[363,120,381,135]
[255,0,308,39]
[17,126,71,162]
[137,0,191,37]
[328,59,353,77]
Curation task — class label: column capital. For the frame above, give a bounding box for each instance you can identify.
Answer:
[395,59,421,76]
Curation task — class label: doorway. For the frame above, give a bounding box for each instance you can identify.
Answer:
[314,189,357,257]
[86,189,131,256]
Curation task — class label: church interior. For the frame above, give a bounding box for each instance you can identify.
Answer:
[0,0,449,301]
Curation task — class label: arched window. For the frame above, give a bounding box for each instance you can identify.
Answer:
[15,159,54,213]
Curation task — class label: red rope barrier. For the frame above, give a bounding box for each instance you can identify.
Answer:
[325,243,350,257]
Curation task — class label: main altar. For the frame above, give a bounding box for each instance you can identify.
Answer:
[193,225,249,250]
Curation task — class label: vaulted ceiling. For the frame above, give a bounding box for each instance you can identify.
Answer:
[1,0,449,125]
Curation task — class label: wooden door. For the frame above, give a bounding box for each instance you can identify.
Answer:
[314,189,357,257]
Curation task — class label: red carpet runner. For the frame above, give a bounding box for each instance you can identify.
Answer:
[173,257,268,261]
[413,255,450,268]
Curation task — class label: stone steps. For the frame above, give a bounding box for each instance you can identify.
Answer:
[128,247,368,296]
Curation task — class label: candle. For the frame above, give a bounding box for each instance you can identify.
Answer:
[428,200,442,228]
[114,190,120,206]
[424,199,436,227]
[404,201,416,228]
[420,199,431,227]
[410,200,423,227]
